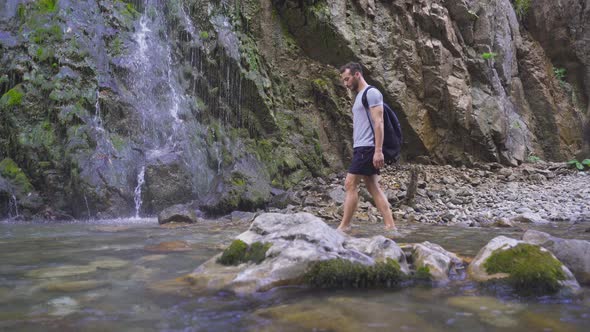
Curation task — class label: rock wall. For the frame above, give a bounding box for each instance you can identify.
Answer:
[0,0,587,219]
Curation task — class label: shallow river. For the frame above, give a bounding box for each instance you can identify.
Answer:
[0,218,588,331]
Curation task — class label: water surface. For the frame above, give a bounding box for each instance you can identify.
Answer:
[0,218,588,331]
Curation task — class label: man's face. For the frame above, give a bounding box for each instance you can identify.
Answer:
[340,69,360,91]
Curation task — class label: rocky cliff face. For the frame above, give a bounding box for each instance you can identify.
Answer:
[0,0,587,219]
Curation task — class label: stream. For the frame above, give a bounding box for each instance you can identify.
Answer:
[0,218,588,331]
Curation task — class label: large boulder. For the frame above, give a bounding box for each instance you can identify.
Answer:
[523,230,590,285]
[177,213,409,294]
[468,236,580,295]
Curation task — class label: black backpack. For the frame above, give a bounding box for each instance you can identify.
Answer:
[362,86,403,163]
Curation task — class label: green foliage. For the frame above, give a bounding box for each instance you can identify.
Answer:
[527,155,542,163]
[231,172,247,187]
[17,4,26,21]
[0,87,24,107]
[37,0,59,13]
[481,52,497,60]
[415,266,432,280]
[484,243,566,295]
[513,0,531,19]
[304,258,404,288]
[567,159,589,171]
[110,134,126,152]
[30,24,62,44]
[111,37,124,56]
[0,158,33,192]
[217,240,272,266]
[199,31,209,40]
[553,67,566,83]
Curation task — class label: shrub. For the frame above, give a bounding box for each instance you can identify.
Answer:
[567,159,590,171]
[513,0,531,19]
[481,52,497,60]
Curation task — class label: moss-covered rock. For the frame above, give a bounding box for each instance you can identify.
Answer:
[304,258,404,288]
[484,243,566,294]
[217,239,272,266]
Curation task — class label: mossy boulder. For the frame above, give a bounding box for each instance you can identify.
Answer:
[484,243,566,294]
[468,236,580,295]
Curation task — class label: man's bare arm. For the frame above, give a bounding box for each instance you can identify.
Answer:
[369,105,385,168]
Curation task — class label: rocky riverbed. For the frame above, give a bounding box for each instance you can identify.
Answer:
[267,161,590,229]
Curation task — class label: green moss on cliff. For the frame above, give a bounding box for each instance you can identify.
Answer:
[0,158,34,192]
[484,243,566,294]
[37,0,59,13]
[0,87,24,107]
[304,258,404,288]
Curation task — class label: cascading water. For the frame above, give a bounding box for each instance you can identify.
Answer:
[8,194,18,218]
[134,166,145,218]
[121,0,217,214]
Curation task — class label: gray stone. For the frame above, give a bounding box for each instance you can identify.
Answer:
[523,230,590,285]
[409,241,463,282]
[158,203,199,224]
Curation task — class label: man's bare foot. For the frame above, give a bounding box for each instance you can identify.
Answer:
[337,225,351,233]
[384,223,397,231]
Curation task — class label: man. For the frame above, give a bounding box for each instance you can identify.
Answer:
[337,62,396,232]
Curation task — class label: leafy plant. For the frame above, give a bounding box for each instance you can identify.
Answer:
[527,155,541,163]
[567,159,590,171]
[553,67,566,83]
[38,0,59,13]
[481,52,497,60]
[513,0,531,19]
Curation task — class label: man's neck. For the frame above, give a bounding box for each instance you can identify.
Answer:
[355,80,368,93]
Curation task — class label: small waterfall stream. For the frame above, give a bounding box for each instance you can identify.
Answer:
[134,166,145,218]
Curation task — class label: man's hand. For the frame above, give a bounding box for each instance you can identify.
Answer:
[373,150,384,169]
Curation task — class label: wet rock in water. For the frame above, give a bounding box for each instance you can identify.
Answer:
[491,218,514,228]
[26,265,97,278]
[89,258,128,270]
[158,203,200,224]
[446,296,525,328]
[468,236,580,295]
[230,211,257,223]
[41,280,108,292]
[511,212,548,223]
[47,296,79,316]
[523,230,590,285]
[407,242,463,282]
[144,241,192,252]
[254,302,363,332]
[175,213,409,294]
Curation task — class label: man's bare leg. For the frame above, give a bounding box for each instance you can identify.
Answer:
[337,173,361,232]
[364,174,396,230]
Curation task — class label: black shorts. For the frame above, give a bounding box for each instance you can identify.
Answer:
[348,146,380,176]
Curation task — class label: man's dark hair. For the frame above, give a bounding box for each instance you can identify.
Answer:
[339,62,363,76]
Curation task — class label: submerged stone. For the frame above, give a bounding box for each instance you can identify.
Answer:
[41,280,108,292]
[144,241,192,252]
[26,265,97,278]
[446,296,525,328]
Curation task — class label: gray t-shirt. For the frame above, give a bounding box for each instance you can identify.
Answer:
[352,86,383,148]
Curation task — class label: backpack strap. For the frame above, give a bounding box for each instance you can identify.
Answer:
[361,86,376,144]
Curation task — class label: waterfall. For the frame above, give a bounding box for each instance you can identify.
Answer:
[9,194,18,218]
[134,166,145,218]
[84,194,91,219]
